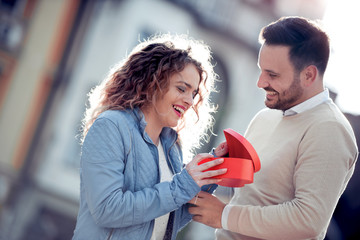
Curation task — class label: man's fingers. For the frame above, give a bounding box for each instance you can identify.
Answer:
[188,191,212,206]
[189,191,225,229]
[188,204,201,215]
[197,190,211,198]
[192,214,203,223]
[214,141,228,157]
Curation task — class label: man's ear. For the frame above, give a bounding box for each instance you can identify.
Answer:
[302,65,317,87]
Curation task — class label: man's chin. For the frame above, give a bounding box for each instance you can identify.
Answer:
[265,101,276,109]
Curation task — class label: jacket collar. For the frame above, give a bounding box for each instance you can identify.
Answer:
[131,107,178,147]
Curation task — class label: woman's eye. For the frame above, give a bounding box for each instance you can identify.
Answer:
[177,87,185,93]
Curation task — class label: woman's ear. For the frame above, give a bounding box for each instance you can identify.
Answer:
[302,65,317,87]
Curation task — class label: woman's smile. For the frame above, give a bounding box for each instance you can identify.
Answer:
[173,104,185,118]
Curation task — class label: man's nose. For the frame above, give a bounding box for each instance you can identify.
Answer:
[257,73,269,89]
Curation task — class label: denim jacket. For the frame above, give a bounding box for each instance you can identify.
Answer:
[72,108,215,240]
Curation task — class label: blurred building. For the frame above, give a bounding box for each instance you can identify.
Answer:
[0,0,358,239]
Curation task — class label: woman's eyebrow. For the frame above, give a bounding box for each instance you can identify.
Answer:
[177,80,193,89]
[177,80,199,93]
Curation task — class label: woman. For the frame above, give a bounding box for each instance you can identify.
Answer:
[72,34,226,240]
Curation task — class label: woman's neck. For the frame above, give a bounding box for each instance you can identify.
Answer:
[141,107,162,146]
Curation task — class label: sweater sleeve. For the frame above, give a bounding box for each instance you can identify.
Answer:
[81,117,200,228]
[225,120,357,240]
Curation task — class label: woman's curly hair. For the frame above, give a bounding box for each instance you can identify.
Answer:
[81,33,217,160]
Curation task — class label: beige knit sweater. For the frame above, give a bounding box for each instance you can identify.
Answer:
[216,101,358,240]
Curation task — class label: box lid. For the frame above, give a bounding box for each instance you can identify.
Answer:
[223,128,261,172]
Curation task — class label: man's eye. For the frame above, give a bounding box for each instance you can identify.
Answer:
[269,73,277,78]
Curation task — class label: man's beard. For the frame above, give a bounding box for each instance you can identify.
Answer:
[265,75,303,111]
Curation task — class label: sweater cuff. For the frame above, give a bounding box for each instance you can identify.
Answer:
[222,204,231,230]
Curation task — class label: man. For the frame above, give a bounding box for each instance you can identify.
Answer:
[188,16,358,239]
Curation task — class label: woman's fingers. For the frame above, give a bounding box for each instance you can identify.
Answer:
[202,167,227,178]
[197,158,224,172]
[186,153,211,172]
[192,153,213,164]
[198,168,227,186]
[186,154,227,187]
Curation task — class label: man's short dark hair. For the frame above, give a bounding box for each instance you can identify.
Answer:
[259,16,330,76]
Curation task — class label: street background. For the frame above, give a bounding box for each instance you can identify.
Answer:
[0,0,359,239]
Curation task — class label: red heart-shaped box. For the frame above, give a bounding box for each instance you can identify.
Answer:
[198,128,261,187]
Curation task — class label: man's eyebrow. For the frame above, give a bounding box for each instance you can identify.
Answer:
[264,69,279,75]
[257,63,278,75]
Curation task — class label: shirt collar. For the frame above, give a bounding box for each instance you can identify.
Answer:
[283,89,330,116]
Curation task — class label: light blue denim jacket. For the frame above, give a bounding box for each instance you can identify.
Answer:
[72,108,215,240]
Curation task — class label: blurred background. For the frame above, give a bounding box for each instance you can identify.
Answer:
[0,0,359,239]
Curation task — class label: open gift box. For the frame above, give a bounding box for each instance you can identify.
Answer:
[199,128,261,187]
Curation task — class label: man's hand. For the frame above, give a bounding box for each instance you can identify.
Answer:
[188,191,226,229]
[214,141,228,157]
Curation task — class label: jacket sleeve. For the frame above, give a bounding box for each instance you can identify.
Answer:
[81,117,201,228]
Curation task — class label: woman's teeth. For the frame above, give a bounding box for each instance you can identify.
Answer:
[173,105,184,114]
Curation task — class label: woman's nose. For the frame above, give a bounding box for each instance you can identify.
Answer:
[184,92,194,106]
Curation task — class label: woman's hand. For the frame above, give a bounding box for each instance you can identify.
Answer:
[186,153,227,187]
[214,141,228,157]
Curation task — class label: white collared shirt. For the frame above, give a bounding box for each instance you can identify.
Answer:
[283,89,331,116]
